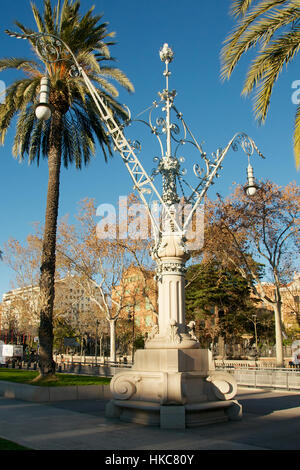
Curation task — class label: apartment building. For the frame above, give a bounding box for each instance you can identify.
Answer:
[0,275,103,333]
[112,265,158,334]
[280,273,300,329]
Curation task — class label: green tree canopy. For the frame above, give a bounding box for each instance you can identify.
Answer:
[186,261,252,318]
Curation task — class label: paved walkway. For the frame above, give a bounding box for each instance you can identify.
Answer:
[0,387,300,451]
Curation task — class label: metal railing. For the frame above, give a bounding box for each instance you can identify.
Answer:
[0,356,132,377]
[214,358,300,369]
[235,369,300,390]
[2,356,300,391]
[215,362,300,391]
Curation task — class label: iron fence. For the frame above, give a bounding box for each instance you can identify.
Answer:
[219,367,300,391]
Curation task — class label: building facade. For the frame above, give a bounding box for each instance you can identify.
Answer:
[113,265,158,335]
[280,273,300,330]
[0,275,103,335]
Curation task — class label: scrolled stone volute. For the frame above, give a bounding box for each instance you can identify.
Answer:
[206,372,237,401]
[110,373,139,400]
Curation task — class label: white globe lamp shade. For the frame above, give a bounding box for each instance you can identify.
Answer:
[245,185,257,197]
[35,103,52,121]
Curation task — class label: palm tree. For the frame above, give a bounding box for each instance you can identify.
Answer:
[0,0,134,378]
[221,0,300,169]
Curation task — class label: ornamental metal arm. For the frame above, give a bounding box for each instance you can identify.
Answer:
[183,132,265,230]
[7,29,265,244]
[6,29,185,239]
[5,30,81,75]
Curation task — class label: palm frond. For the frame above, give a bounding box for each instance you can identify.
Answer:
[221,4,300,80]
[30,1,46,33]
[243,27,300,121]
[28,118,44,164]
[222,0,300,169]
[0,58,40,73]
[230,0,258,18]
[97,67,135,93]
[221,0,288,79]
[76,50,101,74]
[12,106,36,160]
[0,79,33,143]
[43,0,56,34]
[1,0,134,168]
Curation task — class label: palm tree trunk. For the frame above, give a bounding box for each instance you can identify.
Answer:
[38,109,63,377]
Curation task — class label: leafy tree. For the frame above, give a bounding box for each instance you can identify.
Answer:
[0,0,133,378]
[203,180,300,365]
[186,261,251,315]
[53,315,78,354]
[55,195,157,362]
[185,261,255,346]
[221,0,300,169]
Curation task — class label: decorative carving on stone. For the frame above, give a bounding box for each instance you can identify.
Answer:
[111,374,141,400]
[166,319,181,344]
[146,324,159,342]
[186,321,197,341]
[157,233,189,260]
[156,260,187,277]
[206,372,237,401]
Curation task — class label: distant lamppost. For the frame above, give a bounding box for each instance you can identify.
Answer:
[95,319,99,365]
[127,312,135,364]
[252,314,258,351]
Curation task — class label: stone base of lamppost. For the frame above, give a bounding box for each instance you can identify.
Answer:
[105,348,242,428]
[144,332,200,350]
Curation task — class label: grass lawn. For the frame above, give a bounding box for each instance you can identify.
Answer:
[0,437,31,450]
[0,369,111,387]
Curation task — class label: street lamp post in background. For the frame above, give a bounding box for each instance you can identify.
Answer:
[95,319,99,365]
[252,314,258,351]
[8,30,265,428]
[127,312,135,364]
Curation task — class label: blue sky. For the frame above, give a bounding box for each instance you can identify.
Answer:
[0,0,299,299]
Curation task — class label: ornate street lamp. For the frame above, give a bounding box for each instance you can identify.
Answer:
[35,76,52,121]
[7,31,265,428]
[244,162,258,196]
[127,312,135,364]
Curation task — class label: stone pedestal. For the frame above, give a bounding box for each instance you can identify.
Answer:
[105,348,242,428]
[105,230,242,428]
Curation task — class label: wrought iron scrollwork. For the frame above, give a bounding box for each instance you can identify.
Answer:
[35,35,63,63]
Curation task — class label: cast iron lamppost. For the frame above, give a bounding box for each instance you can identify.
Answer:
[7,30,265,428]
[127,312,135,364]
[252,314,258,351]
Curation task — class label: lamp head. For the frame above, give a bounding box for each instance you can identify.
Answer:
[245,184,257,197]
[35,103,52,121]
[35,76,52,120]
[244,162,257,196]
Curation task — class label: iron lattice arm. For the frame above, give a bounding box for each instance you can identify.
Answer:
[6,31,265,241]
